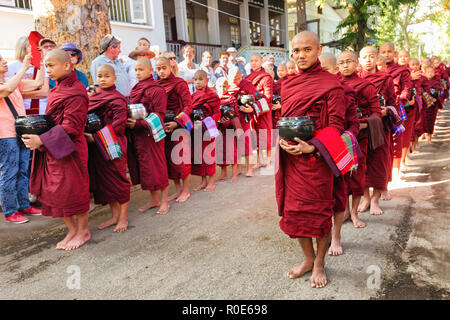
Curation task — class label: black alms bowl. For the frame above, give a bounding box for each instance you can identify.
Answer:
[191,108,205,122]
[85,112,104,134]
[220,105,236,119]
[239,94,255,106]
[15,115,54,137]
[272,94,281,104]
[164,109,176,123]
[276,116,315,142]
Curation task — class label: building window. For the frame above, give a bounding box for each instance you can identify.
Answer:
[229,17,240,47]
[109,0,149,25]
[164,14,171,41]
[0,0,31,9]
[249,22,261,45]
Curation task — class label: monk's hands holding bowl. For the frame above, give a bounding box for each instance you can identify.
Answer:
[409,98,415,106]
[21,134,43,150]
[126,118,136,129]
[279,138,315,156]
[165,121,178,133]
[272,102,281,111]
[240,104,253,113]
[360,122,368,130]
[219,116,230,124]
[84,133,94,143]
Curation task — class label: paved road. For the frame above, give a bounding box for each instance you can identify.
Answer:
[1,105,449,300]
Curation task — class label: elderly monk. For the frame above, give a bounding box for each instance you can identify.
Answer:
[127,57,170,214]
[156,57,193,203]
[22,49,90,251]
[191,70,221,192]
[358,46,396,215]
[86,64,130,232]
[379,43,413,181]
[320,52,359,256]
[337,51,382,228]
[397,50,417,167]
[277,31,346,288]
[228,68,256,177]
[245,53,274,169]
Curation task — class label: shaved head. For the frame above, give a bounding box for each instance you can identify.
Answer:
[45,49,72,65]
[136,56,152,70]
[337,51,357,76]
[194,69,207,78]
[156,57,170,66]
[319,53,337,74]
[360,46,378,57]
[291,31,322,70]
[379,42,395,63]
[292,31,320,49]
[338,51,356,61]
[380,42,395,50]
[250,53,263,60]
[98,64,115,75]
[44,49,73,81]
[359,46,378,73]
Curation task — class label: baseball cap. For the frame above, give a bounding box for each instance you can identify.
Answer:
[39,38,56,47]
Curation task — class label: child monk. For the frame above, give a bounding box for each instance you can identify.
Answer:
[216,77,241,182]
[228,68,256,177]
[86,64,130,231]
[377,56,387,72]
[286,60,297,75]
[423,66,442,144]
[190,70,221,191]
[127,57,170,214]
[156,57,193,202]
[22,49,90,251]
[272,63,287,129]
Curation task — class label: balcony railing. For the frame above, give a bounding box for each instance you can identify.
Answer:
[109,0,129,23]
[166,41,228,64]
[248,0,264,7]
[268,0,285,13]
[15,0,31,9]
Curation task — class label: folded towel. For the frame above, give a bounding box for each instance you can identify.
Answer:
[257,97,270,113]
[175,111,194,132]
[367,115,386,151]
[96,125,122,160]
[144,113,166,142]
[202,116,220,139]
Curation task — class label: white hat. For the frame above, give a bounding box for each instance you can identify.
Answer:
[236,56,246,64]
[227,47,237,52]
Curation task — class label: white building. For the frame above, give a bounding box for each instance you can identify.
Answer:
[0,0,167,61]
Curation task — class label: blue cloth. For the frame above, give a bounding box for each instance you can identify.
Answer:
[49,69,88,89]
[90,54,131,97]
[0,138,30,217]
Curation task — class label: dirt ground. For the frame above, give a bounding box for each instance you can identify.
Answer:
[0,104,448,300]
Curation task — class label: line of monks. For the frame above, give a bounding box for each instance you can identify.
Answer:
[20,32,448,290]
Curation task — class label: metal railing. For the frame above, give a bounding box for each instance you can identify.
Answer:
[166,41,228,64]
[109,0,129,23]
[15,0,31,9]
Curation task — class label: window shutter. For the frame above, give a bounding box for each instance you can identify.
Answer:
[129,0,147,24]
[0,0,15,7]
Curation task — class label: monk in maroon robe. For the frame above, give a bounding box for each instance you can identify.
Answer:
[272,63,287,129]
[337,51,382,228]
[320,52,359,256]
[216,77,241,182]
[277,31,346,288]
[127,58,170,214]
[380,43,413,182]
[423,66,443,142]
[359,46,396,216]
[190,70,221,191]
[433,56,449,101]
[86,64,130,232]
[156,57,193,203]
[228,68,256,177]
[23,49,90,251]
[245,53,274,168]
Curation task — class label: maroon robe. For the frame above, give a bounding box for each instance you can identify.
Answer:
[276,60,346,238]
[158,73,193,180]
[386,61,413,158]
[217,94,240,167]
[412,73,430,138]
[435,63,449,100]
[30,71,90,217]
[359,70,396,191]
[337,72,382,197]
[228,79,256,156]
[425,76,443,134]
[245,68,273,150]
[190,86,221,177]
[88,85,130,204]
[272,77,285,129]
[128,77,169,191]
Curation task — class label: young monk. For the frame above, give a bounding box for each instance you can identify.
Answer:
[190,70,221,191]
[86,64,130,231]
[397,50,417,167]
[277,31,346,288]
[272,63,287,129]
[156,57,193,202]
[423,66,442,143]
[358,46,396,215]
[246,54,274,169]
[377,56,387,72]
[319,52,359,255]
[127,57,170,214]
[379,43,413,181]
[286,60,297,75]
[216,77,241,182]
[432,56,449,102]
[337,51,382,228]
[22,49,90,251]
[228,68,256,177]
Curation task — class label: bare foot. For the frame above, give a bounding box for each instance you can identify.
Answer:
[56,231,76,250]
[64,231,91,251]
[217,173,227,181]
[176,192,190,203]
[357,197,370,213]
[253,163,262,169]
[204,184,215,192]
[328,238,343,256]
[310,263,328,288]
[369,201,383,216]
[194,180,207,191]
[156,203,170,215]
[113,219,128,233]
[98,217,118,230]
[168,191,181,202]
[287,260,314,279]
[351,214,366,228]
[245,171,254,177]
[381,190,392,201]
[138,200,160,213]
[231,175,239,183]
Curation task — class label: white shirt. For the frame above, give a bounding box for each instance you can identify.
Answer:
[178,60,198,94]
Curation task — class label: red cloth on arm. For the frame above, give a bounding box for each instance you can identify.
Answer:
[245,68,273,150]
[158,73,193,180]
[276,60,346,239]
[190,86,221,177]
[128,77,169,190]
[30,71,90,217]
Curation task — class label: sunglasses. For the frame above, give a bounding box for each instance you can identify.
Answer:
[67,52,78,57]
[168,57,177,60]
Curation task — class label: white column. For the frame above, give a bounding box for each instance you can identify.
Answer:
[240,0,250,47]
[174,0,189,41]
[281,1,290,49]
[261,0,271,47]
[207,0,220,45]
